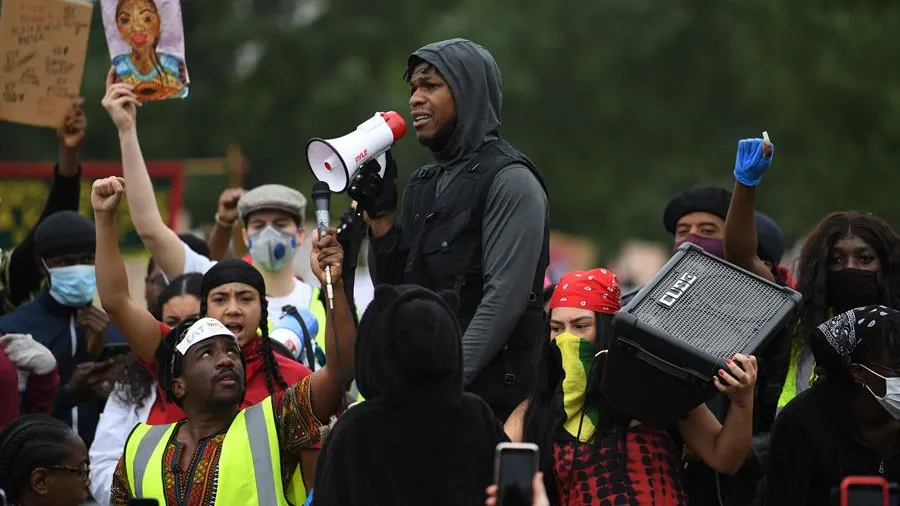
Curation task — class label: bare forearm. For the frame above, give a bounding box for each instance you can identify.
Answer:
[724,182,760,267]
[95,211,161,362]
[95,212,130,313]
[119,129,185,277]
[712,403,753,474]
[119,130,163,233]
[207,222,233,261]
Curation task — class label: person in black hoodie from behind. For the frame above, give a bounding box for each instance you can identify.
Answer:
[313,284,505,506]
[762,305,900,505]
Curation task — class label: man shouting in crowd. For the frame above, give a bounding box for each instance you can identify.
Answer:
[350,38,550,419]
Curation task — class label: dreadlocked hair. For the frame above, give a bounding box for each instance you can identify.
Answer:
[198,295,287,395]
[0,415,78,503]
[156,315,201,407]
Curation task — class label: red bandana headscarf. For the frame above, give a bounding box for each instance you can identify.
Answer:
[549,268,621,315]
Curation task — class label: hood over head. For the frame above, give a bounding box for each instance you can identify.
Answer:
[356,284,463,410]
[407,38,502,166]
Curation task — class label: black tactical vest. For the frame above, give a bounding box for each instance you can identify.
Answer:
[398,139,550,418]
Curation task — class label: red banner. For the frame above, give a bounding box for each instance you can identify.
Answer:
[0,160,183,251]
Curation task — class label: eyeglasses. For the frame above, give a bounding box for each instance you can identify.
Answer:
[47,464,90,484]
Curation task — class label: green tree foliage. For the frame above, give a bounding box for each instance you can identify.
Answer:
[2,0,899,259]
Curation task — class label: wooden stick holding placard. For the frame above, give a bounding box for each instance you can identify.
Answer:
[0,0,91,128]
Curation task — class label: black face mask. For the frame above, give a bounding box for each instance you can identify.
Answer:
[826,268,883,313]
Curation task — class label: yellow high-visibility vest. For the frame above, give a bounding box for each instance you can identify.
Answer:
[123,397,306,505]
[309,286,326,351]
[777,338,817,409]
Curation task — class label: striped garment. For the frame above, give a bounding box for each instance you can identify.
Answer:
[556,332,600,442]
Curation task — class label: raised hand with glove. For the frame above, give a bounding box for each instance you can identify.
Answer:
[347,151,398,219]
[734,133,775,187]
[0,333,57,375]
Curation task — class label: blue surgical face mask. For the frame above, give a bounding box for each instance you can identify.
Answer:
[46,264,97,307]
[248,226,297,272]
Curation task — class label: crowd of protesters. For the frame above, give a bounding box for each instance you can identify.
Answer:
[0,38,898,506]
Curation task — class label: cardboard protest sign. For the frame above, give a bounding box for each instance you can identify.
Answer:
[100,0,189,102]
[0,0,92,128]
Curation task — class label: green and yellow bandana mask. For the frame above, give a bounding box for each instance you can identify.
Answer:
[555,332,602,442]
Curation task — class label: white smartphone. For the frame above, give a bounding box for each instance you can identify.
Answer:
[494,442,539,506]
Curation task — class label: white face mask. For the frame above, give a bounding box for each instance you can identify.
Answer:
[248,226,297,272]
[860,364,900,420]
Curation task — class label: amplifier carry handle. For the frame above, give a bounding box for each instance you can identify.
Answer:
[618,338,698,382]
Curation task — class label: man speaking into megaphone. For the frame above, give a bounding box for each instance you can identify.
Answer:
[346,38,550,421]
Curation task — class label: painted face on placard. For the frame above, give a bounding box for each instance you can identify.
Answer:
[115,0,161,51]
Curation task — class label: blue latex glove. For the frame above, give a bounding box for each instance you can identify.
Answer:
[734,137,774,187]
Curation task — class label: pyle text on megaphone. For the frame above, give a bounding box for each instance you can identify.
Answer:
[306,111,407,193]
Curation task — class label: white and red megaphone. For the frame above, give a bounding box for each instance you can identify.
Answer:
[306,111,407,193]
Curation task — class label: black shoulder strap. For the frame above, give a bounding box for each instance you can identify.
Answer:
[282,305,316,372]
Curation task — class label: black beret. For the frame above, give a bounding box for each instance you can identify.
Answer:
[663,186,733,234]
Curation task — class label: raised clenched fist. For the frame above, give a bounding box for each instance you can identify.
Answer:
[91,176,127,214]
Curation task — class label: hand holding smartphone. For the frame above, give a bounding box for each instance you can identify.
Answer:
[494,443,539,506]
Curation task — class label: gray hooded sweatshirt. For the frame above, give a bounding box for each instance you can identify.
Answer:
[406,39,549,384]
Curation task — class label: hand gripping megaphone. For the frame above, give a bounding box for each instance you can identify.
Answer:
[306,111,407,193]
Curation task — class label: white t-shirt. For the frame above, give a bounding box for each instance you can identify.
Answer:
[180,241,316,321]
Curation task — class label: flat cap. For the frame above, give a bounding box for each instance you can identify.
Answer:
[238,184,307,224]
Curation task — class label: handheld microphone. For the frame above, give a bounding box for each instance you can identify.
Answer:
[311,181,334,311]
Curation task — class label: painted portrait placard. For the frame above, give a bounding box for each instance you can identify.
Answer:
[99,0,188,102]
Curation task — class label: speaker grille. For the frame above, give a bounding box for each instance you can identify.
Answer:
[631,250,790,360]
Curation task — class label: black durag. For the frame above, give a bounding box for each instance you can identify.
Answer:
[200,259,266,300]
[313,284,505,506]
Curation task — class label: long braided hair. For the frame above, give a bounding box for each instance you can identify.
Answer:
[198,260,287,396]
[256,296,288,393]
[0,415,79,503]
